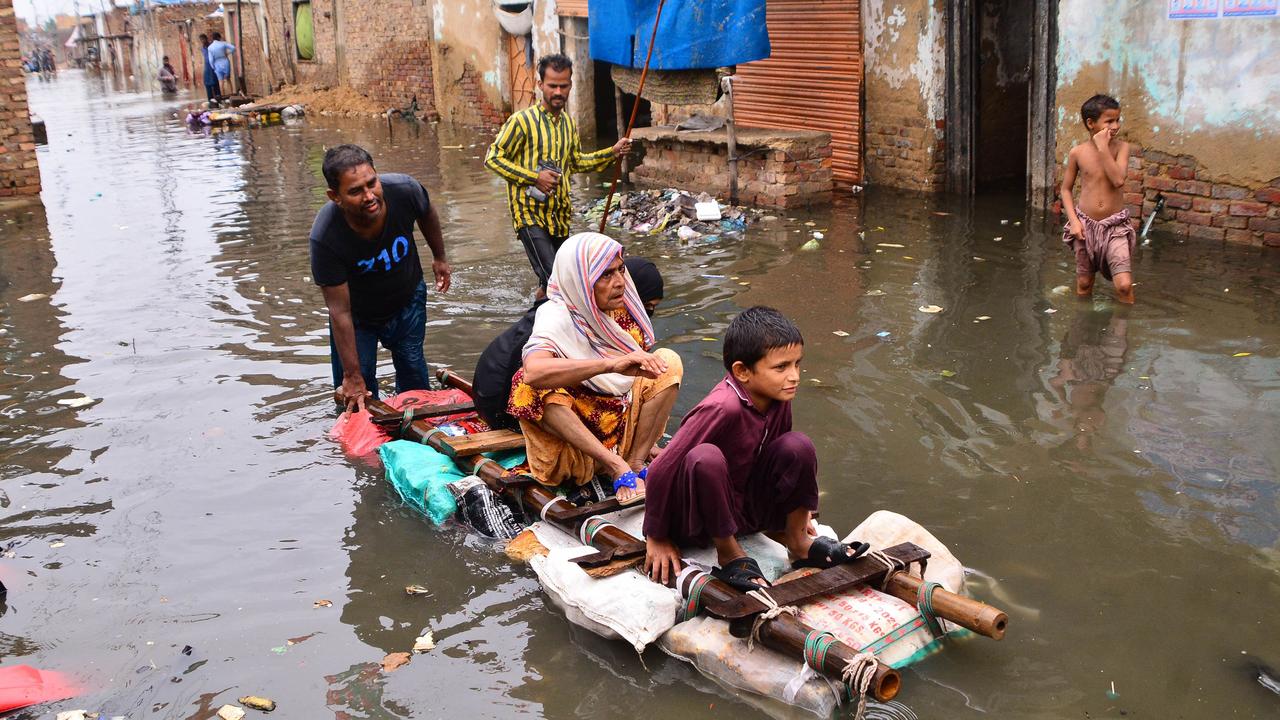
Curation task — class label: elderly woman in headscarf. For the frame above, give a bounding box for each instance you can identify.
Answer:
[507,233,682,504]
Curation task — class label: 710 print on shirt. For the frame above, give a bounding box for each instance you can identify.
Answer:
[357,236,411,274]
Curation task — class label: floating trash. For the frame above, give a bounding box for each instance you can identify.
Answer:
[1233,352,1252,357]
[812,231,824,240]
[17,293,48,302]
[313,599,332,608]
[1044,308,1058,314]
[940,370,957,378]
[579,188,762,240]
[800,239,821,251]
[412,631,435,653]
[381,652,411,672]
[238,696,276,712]
[405,585,430,596]
[832,330,849,337]
[57,396,95,408]
[918,305,944,314]
[975,316,991,321]
[216,706,246,720]
[876,331,891,338]
[1051,285,1070,295]
[877,243,905,248]
[864,290,886,297]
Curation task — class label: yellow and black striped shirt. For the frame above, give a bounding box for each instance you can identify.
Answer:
[485,104,616,236]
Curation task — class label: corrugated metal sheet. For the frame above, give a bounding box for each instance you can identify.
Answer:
[558,0,588,17]
[732,0,862,184]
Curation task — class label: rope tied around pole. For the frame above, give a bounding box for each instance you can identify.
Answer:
[577,516,616,546]
[916,580,945,638]
[745,588,799,651]
[863,548,907,591]
[677,567,713,622]
[539,496,571,523]
[418,426,445,447]
[840,652,879,720]
[802,630,838,672]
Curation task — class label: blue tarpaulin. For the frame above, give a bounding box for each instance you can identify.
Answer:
[589,0,770,70]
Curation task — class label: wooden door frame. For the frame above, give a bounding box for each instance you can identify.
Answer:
[945,0,1057,205]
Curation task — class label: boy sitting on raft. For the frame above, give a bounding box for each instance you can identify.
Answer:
[1060,94,1136,304]
[642,306,868,590]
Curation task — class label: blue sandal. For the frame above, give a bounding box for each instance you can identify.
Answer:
[612,467,647,507]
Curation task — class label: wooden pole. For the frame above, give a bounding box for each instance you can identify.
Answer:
[722,75,739,206]
[613,85,629,183]
[368,372,905,704]
[598,0,668,234]
[883,573,1007,640]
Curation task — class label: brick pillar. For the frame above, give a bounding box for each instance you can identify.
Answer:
[0,0,40,198]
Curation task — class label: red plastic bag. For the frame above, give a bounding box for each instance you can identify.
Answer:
[0,665,79,713]
[328,389,482,457]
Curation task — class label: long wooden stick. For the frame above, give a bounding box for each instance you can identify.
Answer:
[368,372,902,703]
[598,0,668,233]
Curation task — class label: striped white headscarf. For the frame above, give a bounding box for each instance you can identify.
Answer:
[523,232,655,396]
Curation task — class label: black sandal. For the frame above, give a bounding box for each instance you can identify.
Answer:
[792,536,870,569]
[712,556,771,592]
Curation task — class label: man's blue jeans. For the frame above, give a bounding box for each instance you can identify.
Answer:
[330,280,430,399]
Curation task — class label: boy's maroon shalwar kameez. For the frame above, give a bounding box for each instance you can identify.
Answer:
[642,375,820,546]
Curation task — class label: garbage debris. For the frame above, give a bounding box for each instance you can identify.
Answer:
[57,397,94,408]
[313,599,332,608]
[238,695,276,712]
[832,331,849,337]
[381,652,411,672]
[864,290,885,297]
[876,243,904,249]
[1233,352,1252,357]
[799,239,821,251]
[216,705,246,720]
[875,331,891,338]
[579,189,763,241]
[405,585,430,596]
[940,370,957,378]
[17,293,47,302]
[412,631,435,653]
[55,712,96,720]
[919,305,944,314]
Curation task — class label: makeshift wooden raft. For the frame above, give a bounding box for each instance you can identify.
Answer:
[367,370,1008,707]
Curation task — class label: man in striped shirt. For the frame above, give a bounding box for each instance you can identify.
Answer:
[485,53,631,294]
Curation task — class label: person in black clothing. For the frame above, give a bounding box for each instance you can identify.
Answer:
[473,256,664,430]
[310,145,452,412]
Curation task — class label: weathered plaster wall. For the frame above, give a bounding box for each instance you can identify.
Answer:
[862,0,946,192]
[1055,1,1279,188]
[0,0,40,199]
[429,0,506,127]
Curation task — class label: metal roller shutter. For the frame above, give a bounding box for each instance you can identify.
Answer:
[732,0,862,184]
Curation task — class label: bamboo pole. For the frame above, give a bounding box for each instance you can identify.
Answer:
[598,0,668,234]
[883,573,1007,640]
[366,372,905,703]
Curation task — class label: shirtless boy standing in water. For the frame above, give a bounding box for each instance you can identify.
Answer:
[1060,94,1135,304]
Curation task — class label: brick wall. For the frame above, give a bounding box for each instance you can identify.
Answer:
[631,127,832,209]
[1125,147,1280,247]
[864,111,946,192]
[456,60,504,128]
[0,0,40,198]
[341,0,434,111]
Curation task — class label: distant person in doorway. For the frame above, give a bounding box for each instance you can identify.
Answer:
[484,53,631,297]
[207,32,236,98]
[309,145,452,412]
[199,34,220,104]
[1060,94,1136,304]
[159,56,178,94]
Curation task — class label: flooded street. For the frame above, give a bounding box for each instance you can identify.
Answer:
[2,71,1279,718]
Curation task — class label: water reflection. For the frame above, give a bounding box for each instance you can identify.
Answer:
[2,70,1278,719]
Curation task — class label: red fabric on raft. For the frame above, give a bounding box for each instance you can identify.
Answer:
[0,665,79,713]
[328,389,488,456]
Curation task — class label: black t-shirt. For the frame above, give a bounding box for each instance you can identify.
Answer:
[309,173,429,325]
[473,299,546,431]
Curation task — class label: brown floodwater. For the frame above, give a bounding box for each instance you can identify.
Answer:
[2,71,1278,719]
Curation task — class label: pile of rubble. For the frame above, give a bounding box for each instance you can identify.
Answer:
[578,189,763,242]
